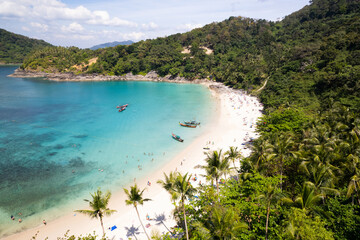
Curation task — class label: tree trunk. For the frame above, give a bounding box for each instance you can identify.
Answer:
[161,221,174,235]
[216,177,219,195]
[100,216,105,237]
[354,180,360,205]
[182,198,189,240]
[280,158,283,191]
[135,206,150,240]
[265,205,270,240]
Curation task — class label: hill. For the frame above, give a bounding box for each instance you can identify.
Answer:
[21,0,360,111]
[89,40,134,50]
[14,1,360,239]
[0,29,52,64]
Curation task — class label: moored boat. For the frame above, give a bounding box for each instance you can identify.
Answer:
[116,104,128,109]
[184,120,200,125]
[172,133,184,142]
[179,122,197,128]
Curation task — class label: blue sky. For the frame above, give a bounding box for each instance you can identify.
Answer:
[0,0,309,48]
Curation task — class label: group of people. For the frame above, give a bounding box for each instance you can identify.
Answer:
[10,213,46,226]
[10,213,22,223]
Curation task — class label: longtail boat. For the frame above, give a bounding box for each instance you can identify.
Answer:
[116,104,128,109]
[172,133,184,142]
[184,120,200,125]
[118,107,126,112]
[179,122,197,128]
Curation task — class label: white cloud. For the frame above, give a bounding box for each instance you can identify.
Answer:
[0,0,137,27]
[0,1,28,17]
[177,23,203,31]
[99,30,145,40]
[61,22,84,33]
[54,33,95,41]
[30,22,49,32]
[121,32,145,40]
[86,10,137,27]
[141,22,158,30]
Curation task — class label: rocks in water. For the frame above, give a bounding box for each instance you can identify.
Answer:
[8,68,211,84]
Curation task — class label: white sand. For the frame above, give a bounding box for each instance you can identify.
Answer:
[3,83,263,240]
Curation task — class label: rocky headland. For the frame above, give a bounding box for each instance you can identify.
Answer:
[8,68,210,84]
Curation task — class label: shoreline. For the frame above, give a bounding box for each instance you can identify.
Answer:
[8,68,211,84]
[2,79,262,240]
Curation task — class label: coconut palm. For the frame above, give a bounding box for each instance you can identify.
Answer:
[197,150,231,195]
[249,139,273,173]
[157,171,179,202]
[194,205,248,239]
[172,172,196,240]
[124,184,152,240]
[299,160,340,197]
[75,188,116,237]
[225,146,243,171]
[294,182,324,212]
[257,183,282,240]
[347,171,360,205]
[269,134,295,190]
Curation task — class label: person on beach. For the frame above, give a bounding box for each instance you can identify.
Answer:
[43,219,47,225]
[11,215,15,220]
[18,218,22,223]
[146,213,150,220]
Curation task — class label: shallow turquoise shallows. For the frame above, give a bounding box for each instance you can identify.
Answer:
[0,66,215,237]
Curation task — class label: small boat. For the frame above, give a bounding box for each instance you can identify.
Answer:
[118,107,126,112]
[184,120,200,125]
[179,122,197,128]
[116,104,128,109]
[172,133,184,142]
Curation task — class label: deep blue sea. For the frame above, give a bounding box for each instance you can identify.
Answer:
[0,66,215,237]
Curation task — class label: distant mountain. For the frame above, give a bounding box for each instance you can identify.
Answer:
[0,28,52,64]
[89,40,134,50]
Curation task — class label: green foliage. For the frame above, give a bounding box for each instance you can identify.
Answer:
[322,196,360,240]
[75,189,116,237]
[0,28,51,64]
[257,108,309,133]
[283,207,334,240]
[22,2,360,239]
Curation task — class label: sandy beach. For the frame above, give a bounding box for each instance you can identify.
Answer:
[3,82,263,240]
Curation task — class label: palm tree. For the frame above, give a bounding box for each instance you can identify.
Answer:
[269,134,295,190]
[197,150,230,195]
[294,182,324,213]
[347,172,360,205]
[257,184,282,240]
[124,184,152,240]
[75,188,116,237]
[249,139,273,173]
[194,205,248,239]
[175,172,197,240]
[299,160,340,197]
[225,146,243,171]
[157,171,179,202]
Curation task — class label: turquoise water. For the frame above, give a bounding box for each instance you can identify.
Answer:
[0,66,215,237]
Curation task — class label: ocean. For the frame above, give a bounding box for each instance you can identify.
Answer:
[0,65,215,237]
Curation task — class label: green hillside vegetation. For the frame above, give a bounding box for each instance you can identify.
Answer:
[21,0,360,239]
[0,28,52,64]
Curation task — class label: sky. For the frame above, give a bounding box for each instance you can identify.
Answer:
[0,0,309,48]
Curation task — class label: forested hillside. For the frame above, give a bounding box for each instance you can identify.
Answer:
[0,29,52,64]
[20,1,360,239]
